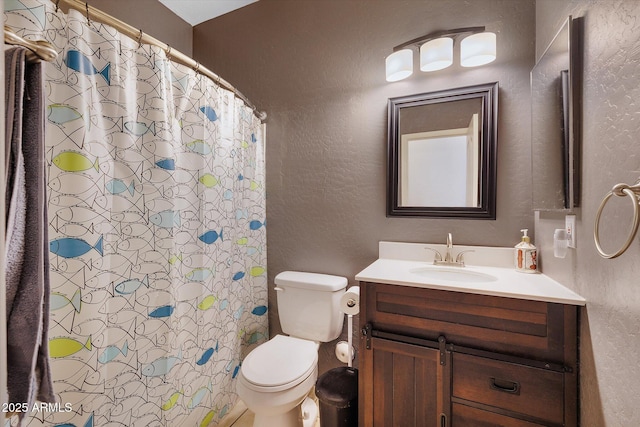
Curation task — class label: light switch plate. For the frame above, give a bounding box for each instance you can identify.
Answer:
[566,215,576,248]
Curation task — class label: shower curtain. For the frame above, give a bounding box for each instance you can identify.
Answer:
[5,1,268,426]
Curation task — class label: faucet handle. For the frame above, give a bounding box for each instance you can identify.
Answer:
[455,250,475,266]
[424,247,443,262]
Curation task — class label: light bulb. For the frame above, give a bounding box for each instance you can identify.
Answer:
[385,49,413,82]
[420,37,453,72]
[460,32,496,67]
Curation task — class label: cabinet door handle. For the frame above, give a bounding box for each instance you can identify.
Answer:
[489,377,520,395]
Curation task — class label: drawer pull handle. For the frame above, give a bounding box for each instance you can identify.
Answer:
[490,377,520,395]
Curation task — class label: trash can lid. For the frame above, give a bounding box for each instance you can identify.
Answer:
[315,367,358,408]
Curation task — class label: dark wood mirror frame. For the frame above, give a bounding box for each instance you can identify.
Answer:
[387,82,498,219]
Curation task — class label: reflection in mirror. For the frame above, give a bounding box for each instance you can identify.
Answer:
[531,16,582,211]
[400,102,480,207]
[387,83,498,218]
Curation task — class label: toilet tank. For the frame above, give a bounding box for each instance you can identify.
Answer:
[275,271,347,342]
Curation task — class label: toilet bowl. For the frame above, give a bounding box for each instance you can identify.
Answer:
[237,335,319,427]
[236,271,348,427]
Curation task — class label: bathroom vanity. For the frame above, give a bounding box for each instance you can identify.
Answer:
[356,242,585,427]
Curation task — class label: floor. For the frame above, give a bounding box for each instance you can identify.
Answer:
[219,390,322,427]
[217,399,251,427]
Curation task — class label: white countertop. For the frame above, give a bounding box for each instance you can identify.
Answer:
[355,242,586,306]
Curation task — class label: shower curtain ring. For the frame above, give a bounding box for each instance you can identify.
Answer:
[194,62,200,73]
[55,0,60,12]
[85,2,91,25]
[166,45,172,59]
[137,29,144,48]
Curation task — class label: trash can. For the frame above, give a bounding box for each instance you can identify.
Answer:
[315,367,358,427]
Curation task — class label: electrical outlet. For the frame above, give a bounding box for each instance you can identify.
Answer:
[565,215,576,248]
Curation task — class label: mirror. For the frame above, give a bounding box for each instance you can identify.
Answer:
[387,82,498,218]
[531,16,582,210]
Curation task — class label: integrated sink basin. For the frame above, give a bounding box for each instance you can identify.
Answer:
[409,266,498,283]
[355,242,586,306]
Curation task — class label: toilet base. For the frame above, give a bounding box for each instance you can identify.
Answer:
[252,397,317,427]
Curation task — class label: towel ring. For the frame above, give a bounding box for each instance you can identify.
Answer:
[594,181,640,258]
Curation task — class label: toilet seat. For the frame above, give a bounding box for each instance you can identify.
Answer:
[241,335,318,392]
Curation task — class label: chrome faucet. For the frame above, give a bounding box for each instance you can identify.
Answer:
[425,233,473,267]
[443,233,454,263]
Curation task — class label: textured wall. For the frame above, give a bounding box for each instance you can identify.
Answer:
[535,1,640,425]
[193,0,535,373]
[83,0,193,55]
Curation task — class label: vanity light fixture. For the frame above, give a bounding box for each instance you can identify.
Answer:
[385,26,496,82]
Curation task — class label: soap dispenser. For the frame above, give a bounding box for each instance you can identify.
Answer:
[514,229,538,273]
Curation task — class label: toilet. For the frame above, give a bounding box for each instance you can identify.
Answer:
[237,271,347,427]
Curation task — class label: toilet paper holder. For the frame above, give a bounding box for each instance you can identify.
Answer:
[337,286,360,367]
[340,286,360,316]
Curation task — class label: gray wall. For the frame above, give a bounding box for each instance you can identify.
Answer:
[535,1,640,425]
[194,0,536,372]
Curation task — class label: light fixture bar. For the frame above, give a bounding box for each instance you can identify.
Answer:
[391,26,486,52]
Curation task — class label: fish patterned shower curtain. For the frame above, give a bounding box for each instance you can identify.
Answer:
[4,1,268,426]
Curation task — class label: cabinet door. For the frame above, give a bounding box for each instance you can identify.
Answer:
[360,336,448,427]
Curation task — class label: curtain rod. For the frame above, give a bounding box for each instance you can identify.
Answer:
[55,0,266,122]
[4,26,58,63]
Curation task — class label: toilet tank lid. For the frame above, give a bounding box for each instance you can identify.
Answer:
[275,271,347,291]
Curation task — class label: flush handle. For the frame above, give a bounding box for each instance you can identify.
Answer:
[274,286,284,292]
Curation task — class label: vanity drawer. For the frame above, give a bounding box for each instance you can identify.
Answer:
[452,353,564,425]
[363,282,575,361]
[452,403,547,427]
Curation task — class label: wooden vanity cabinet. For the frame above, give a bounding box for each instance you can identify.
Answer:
[359,282,579,427]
